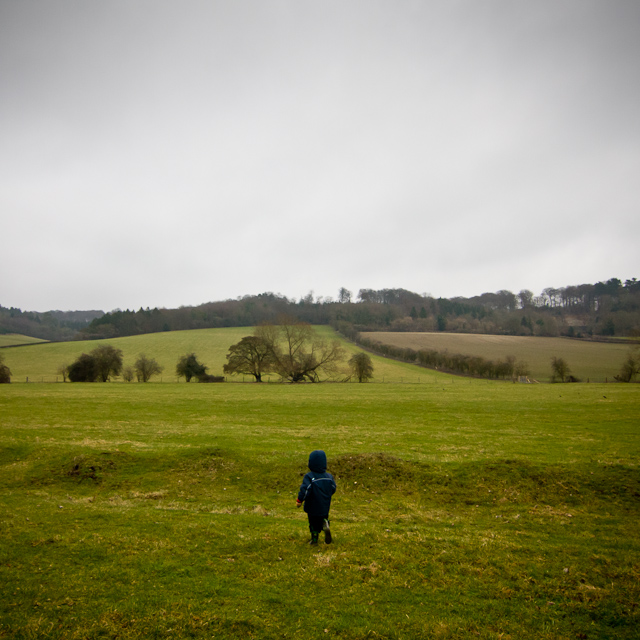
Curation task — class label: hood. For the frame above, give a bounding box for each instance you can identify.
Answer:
[308,450,327,473]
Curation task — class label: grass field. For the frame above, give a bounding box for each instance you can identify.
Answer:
[0,334,47,348]
[1,380,639,639]
[362,331,635,383]
[1,327,454,385]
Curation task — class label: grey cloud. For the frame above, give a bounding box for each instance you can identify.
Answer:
[1,1,638,311]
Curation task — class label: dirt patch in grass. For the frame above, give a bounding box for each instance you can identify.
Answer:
[332,453,420,490]
[66,454,120,482]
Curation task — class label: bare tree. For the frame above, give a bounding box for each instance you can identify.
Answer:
[57,363,69,383]
[338,287,352,303]
[518,289,534,309]
[615,350,640,382]
[551,356,571,383]
[543,288,561,308]
[134,354,163,382]
[256,317,346,382]
[514,360,531,379]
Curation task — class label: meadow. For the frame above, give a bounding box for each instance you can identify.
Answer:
[2,326,635,385]
[1,327,450,385]
[1,377,639,639]
[362,332,634,383]
[0,334,46,348]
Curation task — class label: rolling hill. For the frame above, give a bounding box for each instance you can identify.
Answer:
[361,331,634,382]
[1,327,448,384]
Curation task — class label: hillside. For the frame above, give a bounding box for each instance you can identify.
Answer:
[0,306,102,341]
[0,327,445,384]
[360,331,634,383]
[78,280,640,340]
[3,278,639,342]
[0,334,47,347]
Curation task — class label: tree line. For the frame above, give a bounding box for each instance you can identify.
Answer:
[59,346,166,383]
[54,318,373,384]
[0,307,103,341]
[59,347,221,383]
[77,279,640,340]
[4,316,638,384]
[2,278,639,343]
[354,334,531,381]
[347,329,640,383]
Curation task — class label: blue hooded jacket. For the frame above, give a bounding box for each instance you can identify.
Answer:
[297,450,336,516]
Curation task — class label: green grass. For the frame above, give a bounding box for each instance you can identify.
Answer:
[1,382,639,639]
[1,327,455,385]
[1,328,250,383]
[2,327,636,383]
[0,334,47,347]
[363,331,635,382]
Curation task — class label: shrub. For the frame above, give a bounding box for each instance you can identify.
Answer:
[176,353,208,382]
[68,346,123,382]
[68,353,98,382]
[614,352,640,382]
[134,354,163,382]
[349,352,374,382]
[551,356,571,383]
[197,374,225,383]
[0,354,11,383]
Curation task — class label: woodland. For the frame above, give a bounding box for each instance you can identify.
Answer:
[1,277,638,342]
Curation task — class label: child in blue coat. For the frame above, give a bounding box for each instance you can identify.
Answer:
[297,450,336,545]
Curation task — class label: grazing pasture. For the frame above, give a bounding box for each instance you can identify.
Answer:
[362,331,634,382]
[1,327,451,384]
[0,334,47,348]
[0,381,638,639]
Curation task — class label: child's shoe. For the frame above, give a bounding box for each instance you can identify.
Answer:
[323,519,332,544]
[309,532,319,545]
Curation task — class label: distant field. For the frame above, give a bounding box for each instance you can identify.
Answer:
[362,331,635,382]
[0,327,449,384]
[0,334,47,347]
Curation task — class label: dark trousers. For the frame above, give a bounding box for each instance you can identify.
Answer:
[308,514,329,534]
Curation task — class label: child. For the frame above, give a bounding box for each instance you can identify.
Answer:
[296,450,336,545]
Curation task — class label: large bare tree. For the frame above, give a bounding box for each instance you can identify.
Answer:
[255,317,346,383]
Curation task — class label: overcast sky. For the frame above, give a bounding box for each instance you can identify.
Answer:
[2,1,639,312]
